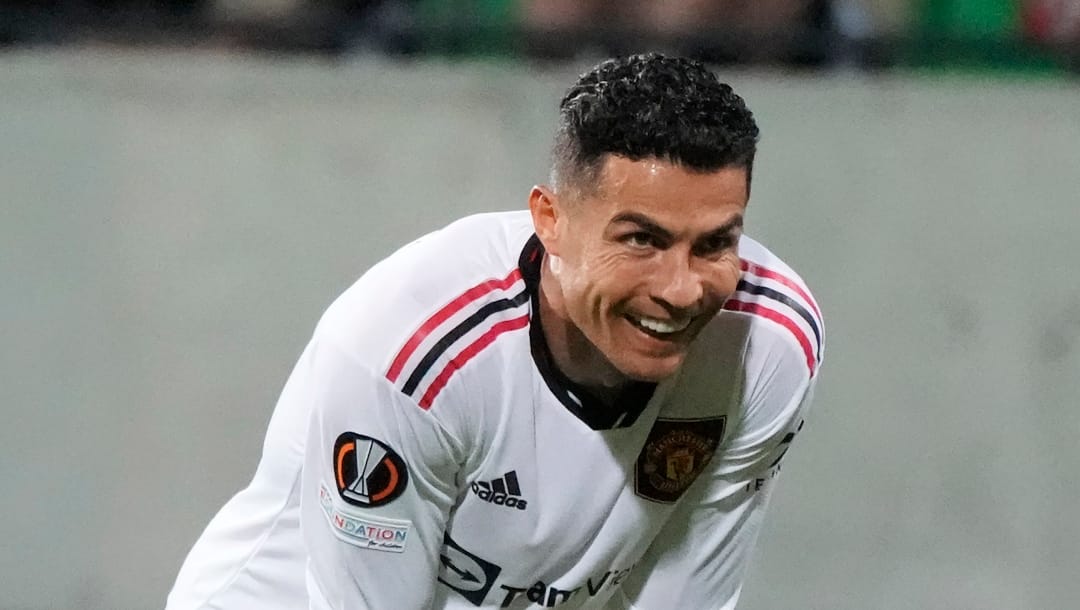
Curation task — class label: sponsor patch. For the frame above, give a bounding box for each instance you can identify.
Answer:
[333,432,409,507]
[634,416,726,503]
[438,533,502,606]
[319,482,410,552]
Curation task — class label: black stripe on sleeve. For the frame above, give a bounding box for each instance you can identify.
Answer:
[401,288,531,396]
[735,279,823,359]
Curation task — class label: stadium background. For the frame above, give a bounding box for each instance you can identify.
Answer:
[2,1,1079,608]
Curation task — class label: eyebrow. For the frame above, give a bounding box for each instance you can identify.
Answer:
[610,212,744,241]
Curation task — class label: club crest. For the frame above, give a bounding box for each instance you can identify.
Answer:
[635,417,726,503]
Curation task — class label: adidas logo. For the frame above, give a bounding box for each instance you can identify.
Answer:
[470,471,528,511]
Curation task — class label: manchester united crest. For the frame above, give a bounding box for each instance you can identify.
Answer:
[635,417,726,503]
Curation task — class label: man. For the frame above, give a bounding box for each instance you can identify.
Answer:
[167,53,824,609]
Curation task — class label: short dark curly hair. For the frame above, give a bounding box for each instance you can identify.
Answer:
[552,53,760,195]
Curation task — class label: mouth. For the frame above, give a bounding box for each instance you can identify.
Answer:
[624,313,694,341]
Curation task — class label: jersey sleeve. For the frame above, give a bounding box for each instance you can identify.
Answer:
[613,329,820,610]
[298,334,467,609]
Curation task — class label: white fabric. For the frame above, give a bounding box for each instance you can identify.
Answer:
[166,210,823,610]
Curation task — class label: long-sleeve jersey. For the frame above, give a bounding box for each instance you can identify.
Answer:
[166,210,824,609]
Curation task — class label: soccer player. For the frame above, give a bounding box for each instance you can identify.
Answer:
[166,53,824,609]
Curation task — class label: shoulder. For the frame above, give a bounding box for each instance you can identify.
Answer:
[721,235,825,380]
[314,210,535,399]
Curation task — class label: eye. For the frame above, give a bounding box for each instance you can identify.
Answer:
[623,232,657,249]
[693,234,737,257]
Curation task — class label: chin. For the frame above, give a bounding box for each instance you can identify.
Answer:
[613,354,685,383]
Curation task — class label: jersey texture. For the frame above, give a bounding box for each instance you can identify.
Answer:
[166,210,823,610]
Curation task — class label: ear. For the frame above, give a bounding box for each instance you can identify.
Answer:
[528,185,563,257]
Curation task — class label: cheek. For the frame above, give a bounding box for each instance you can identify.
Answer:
[567,249,640,308]
[591,251,645,294]
[710,256,744,297]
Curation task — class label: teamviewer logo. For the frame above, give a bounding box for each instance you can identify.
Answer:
[470,471,527,510]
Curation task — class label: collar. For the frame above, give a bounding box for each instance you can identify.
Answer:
[518,235,656,430]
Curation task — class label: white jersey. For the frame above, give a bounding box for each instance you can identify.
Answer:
[167,210,824,610]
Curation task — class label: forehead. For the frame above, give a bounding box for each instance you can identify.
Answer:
[588,156,748,226]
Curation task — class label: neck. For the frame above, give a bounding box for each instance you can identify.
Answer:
[537,255,631,401]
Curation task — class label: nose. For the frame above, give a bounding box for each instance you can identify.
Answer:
[654,255,704,313]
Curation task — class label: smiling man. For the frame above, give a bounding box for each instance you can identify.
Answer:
[167,54,824,610]
[531,158,749,388]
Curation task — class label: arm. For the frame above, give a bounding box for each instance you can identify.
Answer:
[615,337,819,610]
[298,335,466,609]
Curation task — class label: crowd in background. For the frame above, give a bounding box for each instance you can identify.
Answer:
[1,0,1078,70]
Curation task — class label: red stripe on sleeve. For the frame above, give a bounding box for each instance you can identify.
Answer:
[723,298,817,376]
[386,268,523,383]
[740,260,822,321]
[417,314,530,409]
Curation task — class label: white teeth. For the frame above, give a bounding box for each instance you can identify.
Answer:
[633,316,691,334]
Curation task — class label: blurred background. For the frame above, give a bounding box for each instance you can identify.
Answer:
[2,0,1080,68]
[2,1,1079,609]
